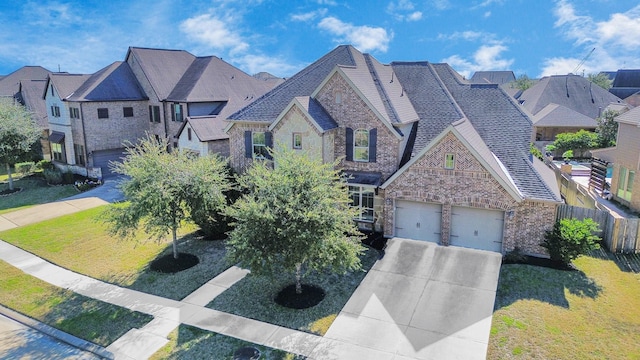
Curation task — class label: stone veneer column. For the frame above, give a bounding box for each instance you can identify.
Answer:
[440,203,451,246]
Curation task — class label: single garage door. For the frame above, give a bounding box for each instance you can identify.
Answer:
[395,200,441,243]
[450,206,504,252]
[92,149,126,178]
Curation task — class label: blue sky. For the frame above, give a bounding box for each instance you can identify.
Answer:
[1,0,639,79]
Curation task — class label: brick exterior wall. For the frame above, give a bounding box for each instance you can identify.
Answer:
[314,73,401,180]
[126,55,166,141]
[382,131,555,255]
[80,101,149,152]
[207,140,230,158]
[228,122,271,172]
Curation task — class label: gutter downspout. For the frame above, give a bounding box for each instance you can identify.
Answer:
[79,103,90,177]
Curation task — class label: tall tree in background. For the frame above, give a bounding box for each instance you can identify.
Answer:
[595,110,619,148]
[226,145,364,294]
[587,73,613,90]
[0,98,41,191]
[105,135,231,259]
[513,74,534,91]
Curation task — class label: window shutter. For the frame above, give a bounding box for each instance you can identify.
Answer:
[265,132,273,160]
[244,131,253,158]
[171,104,175,122]
[149,106,153,122]
[369,128,377,163]
[179,104,184,121]
[345,127,354,161]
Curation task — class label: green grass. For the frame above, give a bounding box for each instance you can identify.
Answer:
[208,249,379,336]
[150,325,303,360]
[0,260,152,346]
[0,206,231,300]
[488,254,640,359]
[0,175,77,214]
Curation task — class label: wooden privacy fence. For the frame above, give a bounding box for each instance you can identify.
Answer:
[556,204,640,254]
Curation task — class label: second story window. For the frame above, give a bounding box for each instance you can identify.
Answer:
[97,108,109,119]
[172,103,184,122]
[354,129,369,162]
[50,105,60,117]
[69,107,79,119]
[149,105,161,123]
[123,107,134,117]
[445,153,455,169]
[292,133,302,149]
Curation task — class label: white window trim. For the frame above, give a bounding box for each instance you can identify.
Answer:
[445,153,455,169]
[252,131,267,159]
[293,132,302,149]
[349,185,375,222]
[354,129,369,162]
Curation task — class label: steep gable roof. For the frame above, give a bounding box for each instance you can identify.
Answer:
[180,116,230,142]
[126,47,196,100]
[17,79,48,128]
[66,61,147,102]
[470,71,516,85]
[517,74,623,119]
[166,56,274,118]
[615,105,640,126]
[46,73,92,99]
[0,66,51,97]
[269,96,337,133]
[227,45,359,122]
[532,103,597,128]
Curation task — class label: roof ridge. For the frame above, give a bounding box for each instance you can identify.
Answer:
[363,54,400,125]
[427,63,465,119]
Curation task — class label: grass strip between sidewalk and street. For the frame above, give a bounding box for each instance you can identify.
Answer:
[0,260,152,347]
[488,253,640,360]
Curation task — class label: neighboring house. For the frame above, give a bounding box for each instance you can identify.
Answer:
[44,62,149,177]
[126,47,274,151]
[226,45,561,255]
[469,71,515,85]
[516,74,624,143]
[591,106,640,212]
[0,66,52,159]
[609,69,640,100]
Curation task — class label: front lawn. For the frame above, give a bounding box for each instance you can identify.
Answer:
[0,206,231,300]
[0,260,152,347]
[488,251,640,359]
[208,249,379,336]
[0,176,77,214]
[150,325,303,360]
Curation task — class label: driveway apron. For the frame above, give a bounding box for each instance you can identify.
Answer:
[324,238,502,360]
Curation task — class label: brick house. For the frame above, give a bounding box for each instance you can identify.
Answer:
[226,45,561,255]
[591,106,640,212]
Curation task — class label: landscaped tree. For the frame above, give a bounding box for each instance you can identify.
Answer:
[225,145,364,296]
[542,218,601,265]
[0,98,42,191]
[105,135,231,262]
[513,74,534,91]
[552,130,598,158]
[587,72,613,90]
[595,109,619,148]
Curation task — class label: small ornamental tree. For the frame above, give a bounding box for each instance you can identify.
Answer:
[542,218,601,264]
[105,135,230,259]
[226,145,364,294]
[0,98,42,190]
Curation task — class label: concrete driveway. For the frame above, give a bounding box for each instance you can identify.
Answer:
[324,238,502,360]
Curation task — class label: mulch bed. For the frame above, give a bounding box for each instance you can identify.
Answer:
[503,255,577,271]
[150,253,199,273]
[0,187,22,196]
[274,284,326,309]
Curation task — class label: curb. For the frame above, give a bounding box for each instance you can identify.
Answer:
[0,304,115,359]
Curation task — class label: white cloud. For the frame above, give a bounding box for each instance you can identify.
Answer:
[484,11,491,18]
[317,0,337,5]
[290,8,328,22]
[408,11,423,21]
[233,54,303,78]
[318,17,393,52]
[180,13,249,55]
[438,31,493,42]
[541,1,640,76]
[442,44,514,78]
[472,0,504,9]
[430,0,450,11]
[24,1,80,27]
[387,1,422,22]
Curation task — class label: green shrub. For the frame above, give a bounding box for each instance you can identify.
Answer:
[542,218,601,264]
[36,160,54,170]
[15,162,35,176]
[43,168,63,185]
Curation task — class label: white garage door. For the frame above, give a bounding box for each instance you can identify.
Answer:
[395,201,441,243]
[450,206,504,252]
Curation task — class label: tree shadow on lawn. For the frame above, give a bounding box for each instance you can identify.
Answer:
[122,234,232,301]
[157,324,304,360]
[494,262,602,310]
[207,248,380,336]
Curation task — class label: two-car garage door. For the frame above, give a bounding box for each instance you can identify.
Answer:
[395,200,504,252]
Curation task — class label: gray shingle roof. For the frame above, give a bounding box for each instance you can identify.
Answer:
[0,66,51,97]
[470,71,516,85]
[295,96,337,131]
[532,103,597,128]
[184,116,229,141]
[228,45,358,122]
[126,47,196,101]
[66,62,147,102]
[17,79,48,128]
[48,73,92,99]
[518,74,623,119]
